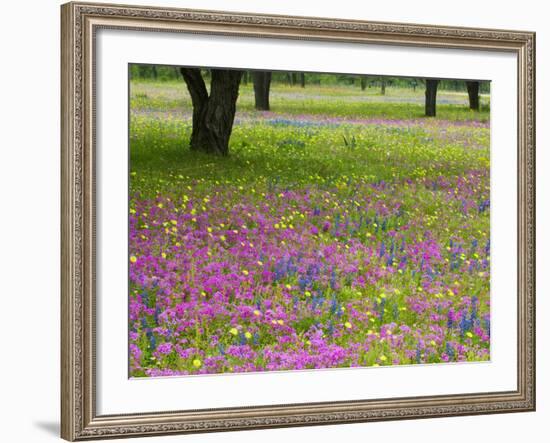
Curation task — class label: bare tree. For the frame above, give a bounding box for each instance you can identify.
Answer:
[466,81,480,111]
[425,79,439,117]
[252,71,272,111]
[180,68,243,156]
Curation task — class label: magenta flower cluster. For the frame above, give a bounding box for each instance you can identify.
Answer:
[129,164,490,377]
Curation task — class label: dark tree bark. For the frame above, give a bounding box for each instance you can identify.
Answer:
[252,71,272,111]
[242,71,248,85]
[291,73,298,85]
[466,81,480,111]
[300,72,305,88]
[380,80,386,95]
[180,67,243,156]
[425,79,439,117]
[360,77,367,91]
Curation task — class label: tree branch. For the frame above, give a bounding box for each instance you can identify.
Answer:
[179,67,208,109]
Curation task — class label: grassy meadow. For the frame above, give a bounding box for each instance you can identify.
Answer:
[129,78,491,377]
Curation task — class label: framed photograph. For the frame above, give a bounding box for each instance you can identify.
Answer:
[61,1,535,440]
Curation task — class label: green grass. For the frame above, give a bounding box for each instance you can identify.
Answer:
[130,115,489,197]
[130,81,490,122]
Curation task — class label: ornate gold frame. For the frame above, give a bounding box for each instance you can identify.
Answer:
[61,1,536,440]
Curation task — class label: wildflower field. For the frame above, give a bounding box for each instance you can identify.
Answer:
[129,80,491,377]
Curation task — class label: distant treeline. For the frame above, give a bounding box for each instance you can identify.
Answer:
[129,65,490,93]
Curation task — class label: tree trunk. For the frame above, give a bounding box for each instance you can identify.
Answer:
[242,71,248,85]
[381,80,386,95]
[425,79,439,117]
[291,73,298,85]
[360,77,367,91]
[300,72,305,88]
[466,81,480,111]
[252,71,272,111]
[180,67,243,156]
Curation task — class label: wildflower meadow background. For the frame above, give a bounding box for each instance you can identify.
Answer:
[129,70,491,377]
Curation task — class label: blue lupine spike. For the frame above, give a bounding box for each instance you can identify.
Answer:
[253,333,260,346]
[416,347,422,364]
[379,242,386,258]
[149,334,156,351]
[218,343,225,355]
[469,296,479,324]
[239,331,247,345]
[484,316,491,337]
[330,270,337,290]
[445,342,455,359]
[459,311,473,338]
[141,291,149,307]
[330,297,338,315]
[154,307,161,325]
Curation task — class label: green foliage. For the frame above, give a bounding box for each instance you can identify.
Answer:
[130,64,490,93]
